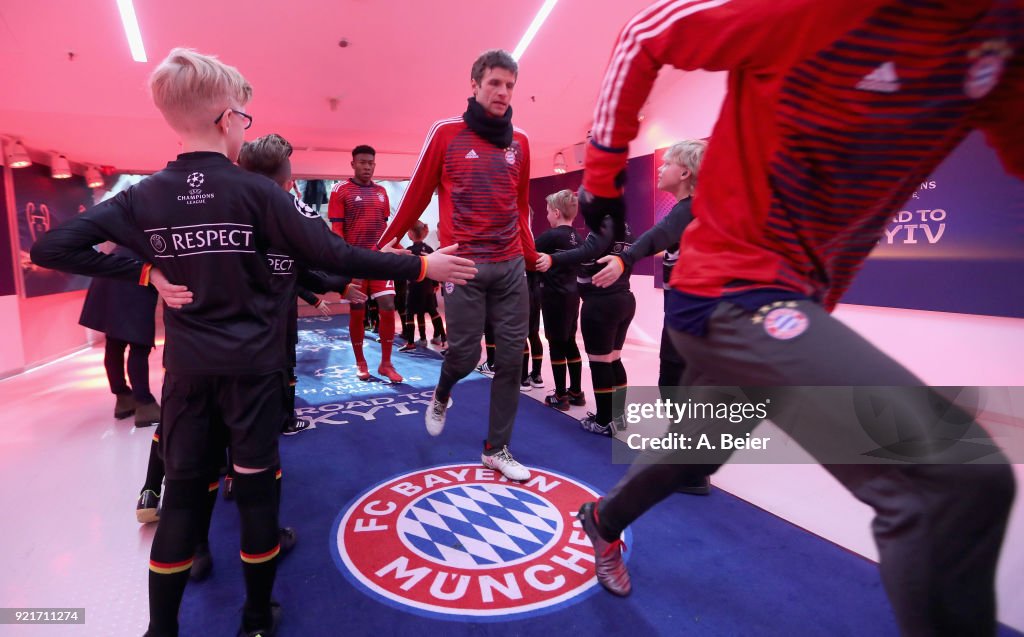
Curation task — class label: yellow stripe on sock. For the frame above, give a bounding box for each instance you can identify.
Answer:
[149,558,193,575]
[241,545,280,564]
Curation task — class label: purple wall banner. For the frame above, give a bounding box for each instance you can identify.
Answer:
[15,164,93,297]
[844,131,1024,318]
[530,154,658,278]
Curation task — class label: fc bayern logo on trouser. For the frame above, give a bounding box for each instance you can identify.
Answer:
[332,464,629,620]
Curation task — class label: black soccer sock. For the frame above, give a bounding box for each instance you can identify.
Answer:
[529,333,543,376]
[234,469,280,631]
[548,340,567,395]
[430,311,446,340]
[612,359,628,419]
[415,313,427,341]
[521,342,530,383]
[147,477,205,636]
[402,311,415,342]
[590,361,614,425]
[567,340,583,394]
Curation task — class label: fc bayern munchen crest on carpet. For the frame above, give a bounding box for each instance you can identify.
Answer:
[332,463,627,620]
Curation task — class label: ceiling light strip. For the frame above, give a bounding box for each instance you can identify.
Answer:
[116,0,148,62]
[512,0,559,61]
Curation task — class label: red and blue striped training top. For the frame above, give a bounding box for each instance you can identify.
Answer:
[328,178,390,250]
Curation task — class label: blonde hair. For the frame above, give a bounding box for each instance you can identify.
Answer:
[662,139,708,189]
[149,48,252,133]
[545,189,578,220]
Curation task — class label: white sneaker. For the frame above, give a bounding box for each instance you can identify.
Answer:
[425,394,453,436]
[481,446,531,481]
[476,362,496,377]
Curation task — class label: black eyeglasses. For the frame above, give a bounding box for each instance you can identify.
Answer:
[214,108,253,130]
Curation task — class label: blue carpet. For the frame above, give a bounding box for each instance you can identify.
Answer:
[179,315,1022,636]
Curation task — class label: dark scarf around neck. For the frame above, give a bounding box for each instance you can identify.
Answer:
[463,97,514,148]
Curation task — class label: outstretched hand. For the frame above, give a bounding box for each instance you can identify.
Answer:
[424,244,477,285]
[150,267,193,309]
[591,255,624,288]
[313,298,331,316]
[343,284,368,304]
[381,239,411,256]
[536,253,552,272]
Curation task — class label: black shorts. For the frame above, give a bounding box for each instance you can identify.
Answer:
[160,370,288,479]
[580,291,636,355]
[541,287,580,343]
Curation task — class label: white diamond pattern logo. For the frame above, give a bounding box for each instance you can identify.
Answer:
[396,484,560,568]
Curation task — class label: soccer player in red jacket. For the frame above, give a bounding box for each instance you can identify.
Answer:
[378,49,540,481]
[573,2,1021,635]
[328,145,404,383]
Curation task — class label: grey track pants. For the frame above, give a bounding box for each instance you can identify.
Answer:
[600,300,1015,637]
[436,257,528,450]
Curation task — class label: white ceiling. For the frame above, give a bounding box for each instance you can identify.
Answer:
[0,0,657,179]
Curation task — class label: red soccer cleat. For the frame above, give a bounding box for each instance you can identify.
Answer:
[578,501,631,596]
[378,363,403,383]
[356,360,370,381]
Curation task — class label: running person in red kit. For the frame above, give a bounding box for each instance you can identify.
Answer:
[328,144,404,382]
[574,3,1020,636]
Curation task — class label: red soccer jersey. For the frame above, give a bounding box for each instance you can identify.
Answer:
[378,118,538,266]
[585,0,1023,310]
[328,178,391,250]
